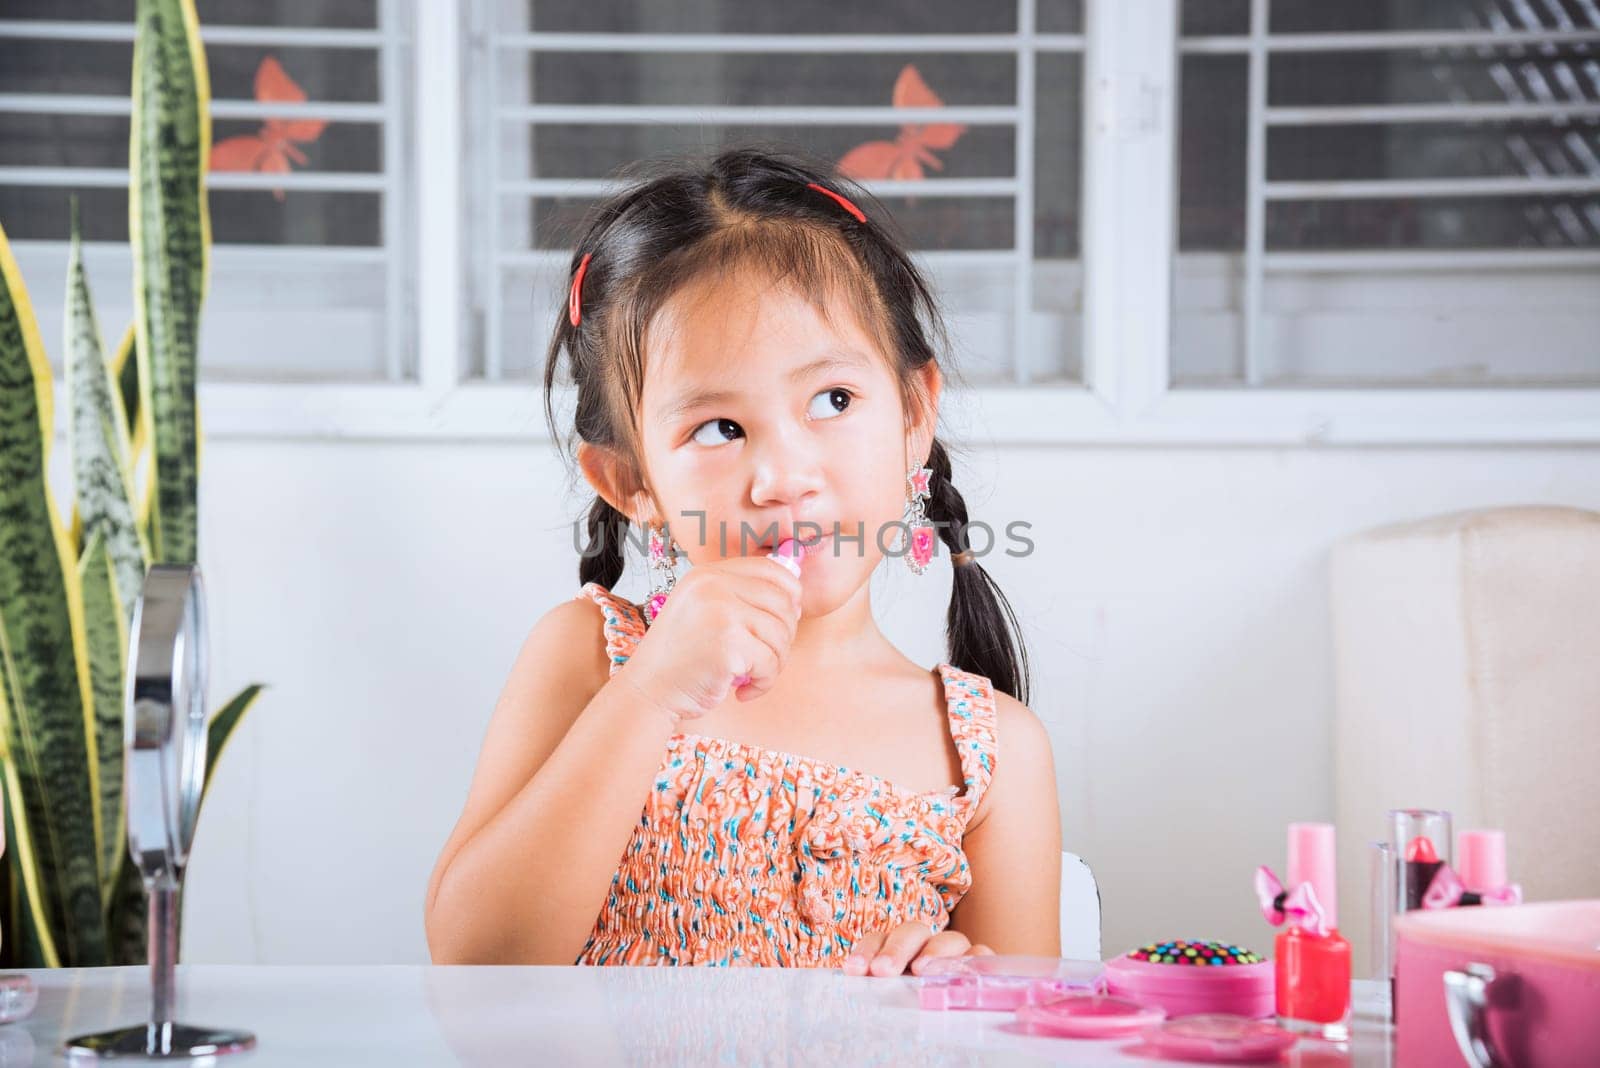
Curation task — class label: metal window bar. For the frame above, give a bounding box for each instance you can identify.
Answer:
[487,9,1087,384]
[1266,176,1600,199]
[1014,0,1037,385]
[16,239,393,266]
[493,248,1028,270]
[0,20,387,48]
[1242,0,1269,386]
[0,94,388,121]
[1265,102,1600,124]
[498,177,1021,198]
[0,167,388,193]
[379,0,408,382]
[480,0,517,382]
[493,32,1087,54]
[1262,248,1600,271]
[496,104,1022,125]
[0,13,410,383]
[1179,28,1600,54]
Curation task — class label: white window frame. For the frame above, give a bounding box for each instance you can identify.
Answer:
[40,0,1600,444]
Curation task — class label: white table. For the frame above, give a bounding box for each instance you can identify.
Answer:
[5,967,1396,1065]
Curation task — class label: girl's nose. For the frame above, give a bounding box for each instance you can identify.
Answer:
[749,436,824,508]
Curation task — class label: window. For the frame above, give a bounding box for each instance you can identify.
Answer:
[5,0,1594,441]
[0,0,413,382]
[1175,0,1600,388]
[468,0,1087,386]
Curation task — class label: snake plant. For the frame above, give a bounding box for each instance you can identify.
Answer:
[0,0,264,967]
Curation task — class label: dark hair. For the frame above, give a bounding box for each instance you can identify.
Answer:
[542,146,1030,705]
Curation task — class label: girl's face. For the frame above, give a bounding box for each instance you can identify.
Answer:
[633,268,939,611]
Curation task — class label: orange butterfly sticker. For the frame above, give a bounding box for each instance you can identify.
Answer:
[209,56,327,201]
[838,64,967,182]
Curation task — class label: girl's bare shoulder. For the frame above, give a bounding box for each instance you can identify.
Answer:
[493,591,617,726]
[526,591,615,691]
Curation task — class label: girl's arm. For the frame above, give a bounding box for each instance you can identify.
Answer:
[945,693,1064,956]
[423,597,680,964]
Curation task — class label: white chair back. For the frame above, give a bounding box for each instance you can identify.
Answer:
[1060,851,1101,961]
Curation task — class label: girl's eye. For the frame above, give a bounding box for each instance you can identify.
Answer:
[808,387,853,420]
[691,417,744,447]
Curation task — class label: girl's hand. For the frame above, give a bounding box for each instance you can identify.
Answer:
[840,922,995,977]
[620,554,802,724]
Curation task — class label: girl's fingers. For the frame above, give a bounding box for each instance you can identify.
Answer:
[869,922,936,977]
[907,930,976,975]
[730,631,779,698]
[730,612,789,700]
[730,569,801,626]
[966,943,995,956]
[842,930,888,977]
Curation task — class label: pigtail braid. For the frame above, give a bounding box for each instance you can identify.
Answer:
[578,496,629,589]
[923,438,1031,705]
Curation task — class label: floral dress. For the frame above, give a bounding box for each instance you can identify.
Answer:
[572,582,1000,967]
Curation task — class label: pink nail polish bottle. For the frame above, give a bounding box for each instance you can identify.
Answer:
[1275,822,1351,1041]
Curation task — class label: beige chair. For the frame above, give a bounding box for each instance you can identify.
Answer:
[1330,505,1600,974]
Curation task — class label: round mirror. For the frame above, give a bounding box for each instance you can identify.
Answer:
[123,564,210,880]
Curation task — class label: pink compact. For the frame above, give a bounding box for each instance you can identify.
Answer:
[1104,939,1275,1019]
[1015,994,1164,1038]
[916,955,1104,1011]
[1140,1015,1298,1064]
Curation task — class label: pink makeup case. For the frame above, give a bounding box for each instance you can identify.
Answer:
[1103,940,1275,1019]
[1393,899,1600,1067]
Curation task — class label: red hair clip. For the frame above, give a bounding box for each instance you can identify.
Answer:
[568,252,593,327]
[806,182,867,224]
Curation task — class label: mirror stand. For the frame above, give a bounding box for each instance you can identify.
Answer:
[65,565,256,1060]
[66,882,254,1059]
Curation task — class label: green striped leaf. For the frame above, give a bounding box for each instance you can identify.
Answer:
[0,222,109,967]
[75,531,130,913]
[66,206,149,629]
[66,206,148,921]
[131,0,210,566]
[108,324,158,556]
[1,782,55,967]
[204,683,264,807]
[104,842,147,966]
[111,324,140,452]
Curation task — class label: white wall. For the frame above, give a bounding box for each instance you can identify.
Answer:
[151,436,1599,965]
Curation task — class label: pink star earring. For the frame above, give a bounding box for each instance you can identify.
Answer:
[903,465,936,575]
[645,523,679,623]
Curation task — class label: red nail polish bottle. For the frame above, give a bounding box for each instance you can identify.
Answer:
[1275,822,1351,1041]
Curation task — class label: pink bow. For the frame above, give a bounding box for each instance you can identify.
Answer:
[1422,865,1523,909]
[1255,866,1329,937]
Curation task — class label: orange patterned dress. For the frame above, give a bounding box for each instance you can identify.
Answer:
[572,582,1000,967]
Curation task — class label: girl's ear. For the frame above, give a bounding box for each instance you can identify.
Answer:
[577,441,655,524]
[904,361,943,463]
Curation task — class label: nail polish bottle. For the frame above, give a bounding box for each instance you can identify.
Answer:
[1274,822,1351,1040]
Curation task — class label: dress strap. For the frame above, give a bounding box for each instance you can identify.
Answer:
[575,582,647,676]
[936,663,999,823]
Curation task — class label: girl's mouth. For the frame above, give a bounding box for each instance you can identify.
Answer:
[798,534,831,559]
[757,533,832,559]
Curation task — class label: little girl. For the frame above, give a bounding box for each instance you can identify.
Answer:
[425,148,1062,974]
